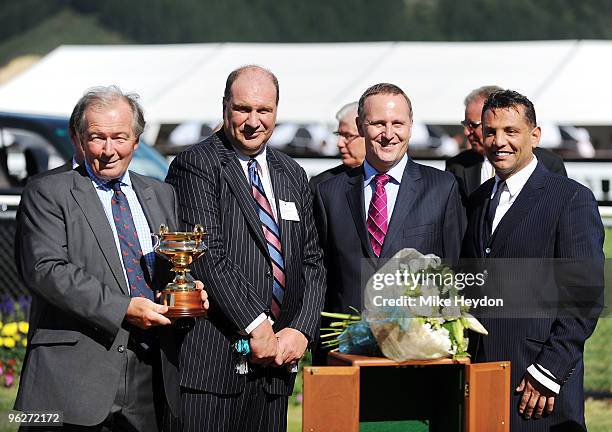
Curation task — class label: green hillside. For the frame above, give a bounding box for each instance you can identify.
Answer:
[0,8,127,67]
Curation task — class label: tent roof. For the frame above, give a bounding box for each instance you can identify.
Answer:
[0,40,610,125]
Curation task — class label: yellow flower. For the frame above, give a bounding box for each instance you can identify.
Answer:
[3,337,15,348]
[1,322,17,337]
[13,334,21,341]
[21,339,27,347]
[0,338,3,347]
[18,322,29,334]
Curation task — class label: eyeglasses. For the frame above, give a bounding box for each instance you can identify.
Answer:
[333,131,360,142]
[461,120,482,129]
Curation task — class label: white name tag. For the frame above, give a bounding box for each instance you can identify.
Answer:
[279,200,300,221]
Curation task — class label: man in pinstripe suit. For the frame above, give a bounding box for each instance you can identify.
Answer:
[166,65,326,432]
[462,90,603,431]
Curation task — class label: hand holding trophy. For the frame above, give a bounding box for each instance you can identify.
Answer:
[153,224,208,319]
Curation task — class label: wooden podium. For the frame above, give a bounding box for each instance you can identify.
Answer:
[303,352,510,432]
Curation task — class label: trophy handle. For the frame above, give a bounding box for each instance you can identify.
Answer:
[193,224,205,243]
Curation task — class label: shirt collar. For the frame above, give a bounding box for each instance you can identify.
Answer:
[85,162,131,190]
[363,154,408,186]
[233,145,268,167]
[494,155,538,197]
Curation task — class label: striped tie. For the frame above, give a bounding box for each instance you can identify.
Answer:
[367,173,390,257]
[248,159,285,321]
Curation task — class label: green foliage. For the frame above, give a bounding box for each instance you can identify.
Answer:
[3,0,612,52]
[0,8,127,67]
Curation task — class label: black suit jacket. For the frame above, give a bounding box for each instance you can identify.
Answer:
[15,166,180,424]
[166,130,326,396]
[308,163,349,194]
[315,158,465,314]
[446,147,566,202]
[462,163,603,431]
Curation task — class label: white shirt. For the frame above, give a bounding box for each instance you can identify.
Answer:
[234,146,278,220]
[233,145,277,334]
[488,155,561,394]
[363,154,408,220]
[480,157,495,185]
[490,156,538,233]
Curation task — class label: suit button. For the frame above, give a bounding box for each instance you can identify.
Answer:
[117,345,125,353]
[265,270,272,279]
[485,247,491,254]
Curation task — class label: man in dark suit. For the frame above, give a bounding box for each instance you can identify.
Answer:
[166,66,326,432]
[309,101,365,192]
[462,90,603,431]
[15,86,207,430]
[315,83,465,317]
[446,85,566,201]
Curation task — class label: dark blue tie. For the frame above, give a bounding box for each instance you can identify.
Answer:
[109,180,153,300]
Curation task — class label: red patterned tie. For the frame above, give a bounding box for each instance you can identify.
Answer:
[367,173,390,257]
[109,180,153,300]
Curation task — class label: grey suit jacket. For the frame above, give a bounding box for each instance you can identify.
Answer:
[14,166,179,425]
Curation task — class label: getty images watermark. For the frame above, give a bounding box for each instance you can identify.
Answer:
[369,268,504,310]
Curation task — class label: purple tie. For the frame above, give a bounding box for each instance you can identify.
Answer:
[367,173,390,257]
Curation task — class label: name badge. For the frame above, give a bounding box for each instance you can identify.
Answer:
[279,200,300,221]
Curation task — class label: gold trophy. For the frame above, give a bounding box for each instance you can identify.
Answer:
[153,224,208,318]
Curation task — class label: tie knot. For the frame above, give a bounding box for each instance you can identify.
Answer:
[374,173,390,187]
[248,158,258,170]
[108,179,122,192]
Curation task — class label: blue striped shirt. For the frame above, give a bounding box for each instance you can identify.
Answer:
[85,164,155,293]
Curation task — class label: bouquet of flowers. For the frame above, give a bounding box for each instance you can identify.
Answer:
[321,249,487,361]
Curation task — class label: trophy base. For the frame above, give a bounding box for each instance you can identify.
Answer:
[161,289,207,319]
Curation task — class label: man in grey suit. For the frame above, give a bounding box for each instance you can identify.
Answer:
[166,65,326,432]
[15,86,207,431]
[315,83,465,323]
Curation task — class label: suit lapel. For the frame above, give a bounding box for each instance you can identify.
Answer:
[216,134,269,254]
[345,167,375,259]
[131,172,159,232]
[380,159,422,258]
[488,164,547,254]
[70,168,128,294]
[476,178,495,257]
[267,151,296,267]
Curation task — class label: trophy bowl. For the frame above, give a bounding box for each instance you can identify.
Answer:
[153,224,208,319]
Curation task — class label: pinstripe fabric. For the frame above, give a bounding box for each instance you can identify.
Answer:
[178,376,288,432]
[462,162,604,432]
[165,130,326,406]
[314,159,466,316]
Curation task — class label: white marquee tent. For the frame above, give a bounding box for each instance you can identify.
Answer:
[0,40,611,128]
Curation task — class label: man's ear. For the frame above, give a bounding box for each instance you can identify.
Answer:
[531,126,542,148]
[356,116,364,137]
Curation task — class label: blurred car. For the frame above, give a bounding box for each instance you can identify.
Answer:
[0,112,169,300]
[0,112,168,188]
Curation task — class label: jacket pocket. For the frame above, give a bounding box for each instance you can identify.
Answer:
[402,223,437,237]
[30,328,80,345]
